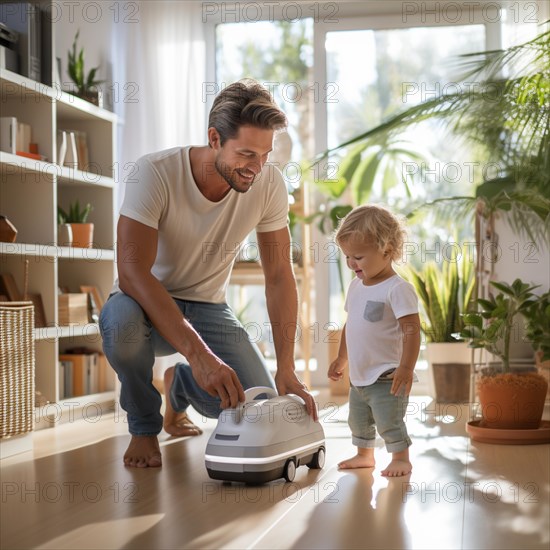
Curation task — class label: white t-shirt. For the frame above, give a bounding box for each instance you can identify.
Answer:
[113,146,289,303]
[344,275,418,386]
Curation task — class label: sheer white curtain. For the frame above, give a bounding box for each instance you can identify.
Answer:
[112,0,207,207]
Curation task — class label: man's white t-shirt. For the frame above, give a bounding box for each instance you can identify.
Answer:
[344,275,418,386]
[113,146,289,303]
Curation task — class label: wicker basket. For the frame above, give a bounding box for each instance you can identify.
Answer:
[0,301,35,438]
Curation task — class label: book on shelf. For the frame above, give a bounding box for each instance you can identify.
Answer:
[58,349,110,398]
[16,121,31,153]
[1,2,42,82]
[0,117,34,155]
[0,117,17,154]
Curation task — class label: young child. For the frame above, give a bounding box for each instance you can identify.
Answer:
[328,204,421,477]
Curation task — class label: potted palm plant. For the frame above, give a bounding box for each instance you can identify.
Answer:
[67,30,104,106]
[403,255,475,403]
[57,200,94,248]
[461,279,548,430]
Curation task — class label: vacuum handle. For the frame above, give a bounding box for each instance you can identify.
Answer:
[231,386,278,424]
[243,386,278,404]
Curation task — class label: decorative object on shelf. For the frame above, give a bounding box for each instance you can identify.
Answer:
[461,279,549,433]
[0,273,22,301]
[0,300,35,438]
[58,223,73,247]
[67,30,104,106]
[62,131,78,168]
[57,130,67,166]
[0,215,18,243]
[58,293,88,326]
[27,293,47,328]
[57,200,94,248]
[79,285,104,323]
[0,117,17,154]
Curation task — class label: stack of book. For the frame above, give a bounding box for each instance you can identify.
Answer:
[0,116,42,159]
[58,349,110,398]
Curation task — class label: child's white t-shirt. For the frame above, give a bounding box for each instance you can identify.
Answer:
[344,274,418,386]
[112,146,289,303]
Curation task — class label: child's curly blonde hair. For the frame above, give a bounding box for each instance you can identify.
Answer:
[334,204,407,262]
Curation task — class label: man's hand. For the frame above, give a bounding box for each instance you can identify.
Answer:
[275,370,318,422]
[189,352,245,409]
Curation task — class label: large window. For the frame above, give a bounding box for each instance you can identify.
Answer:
[325,23,486,322]
[216,19,315,363]
[213,12,492,373]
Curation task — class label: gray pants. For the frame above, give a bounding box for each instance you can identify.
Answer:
[348,380,412,453]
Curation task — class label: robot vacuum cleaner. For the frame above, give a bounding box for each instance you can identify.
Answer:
[205,386,326,484]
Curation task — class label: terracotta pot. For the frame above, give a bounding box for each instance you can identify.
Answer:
[478,371,548,429]
[535,351,550,399]
[69,223,94,248]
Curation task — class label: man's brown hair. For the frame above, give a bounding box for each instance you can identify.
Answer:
[208,79,288,146]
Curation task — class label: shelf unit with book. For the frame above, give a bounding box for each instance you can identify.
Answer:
[0,66,117,438]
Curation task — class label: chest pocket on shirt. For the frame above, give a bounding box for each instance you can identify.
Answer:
[364,301,385,322]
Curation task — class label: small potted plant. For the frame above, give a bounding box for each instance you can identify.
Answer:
[461,279,548,430]
[404,255,475,403]
[67,30,104,106]
[58,200,94,248]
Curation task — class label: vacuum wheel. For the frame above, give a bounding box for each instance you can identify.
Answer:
[284,458,296,482]
[308,447,326,469]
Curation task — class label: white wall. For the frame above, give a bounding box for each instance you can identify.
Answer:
[490,216,549,360]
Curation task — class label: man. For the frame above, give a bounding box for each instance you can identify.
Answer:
[99,79,317,468]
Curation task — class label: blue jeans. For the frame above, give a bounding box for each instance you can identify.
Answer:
[348,380,412,453]
[99,292,275,436]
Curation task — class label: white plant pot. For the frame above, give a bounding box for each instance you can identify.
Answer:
[426,342,471,403]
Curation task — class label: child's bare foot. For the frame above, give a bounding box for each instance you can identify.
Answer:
[381,459,412,477]
[338,448,375,469]
[124,435,162,468]
[163,367,203,437]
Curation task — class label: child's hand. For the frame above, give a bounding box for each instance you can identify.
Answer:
[390,366,414,397]
[328,357,348,381]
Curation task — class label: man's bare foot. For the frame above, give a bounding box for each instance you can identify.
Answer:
[338,449,375,469]
[124,435,162,468]
[381,459,412,477]
[163,366,203,437]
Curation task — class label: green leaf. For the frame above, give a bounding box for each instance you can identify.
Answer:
[314,177,348,200]
[337,142,369,185]
[351,148,383,204]
[462,313,483,330]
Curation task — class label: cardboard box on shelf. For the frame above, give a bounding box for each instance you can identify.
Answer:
[57,293,88,326]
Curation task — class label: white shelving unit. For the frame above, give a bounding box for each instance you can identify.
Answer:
[0,66,117,431]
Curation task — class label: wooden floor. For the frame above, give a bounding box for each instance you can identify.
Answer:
[1,391,549,550]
